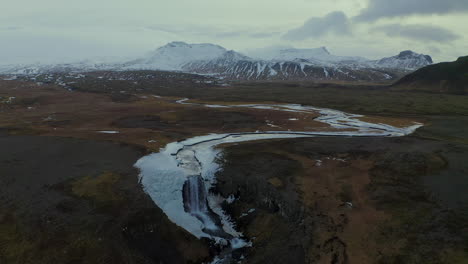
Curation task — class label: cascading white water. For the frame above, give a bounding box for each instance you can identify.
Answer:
[184,176,207,213]
[183,175,219,231]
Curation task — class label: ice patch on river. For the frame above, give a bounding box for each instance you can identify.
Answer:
[135,133,321,240]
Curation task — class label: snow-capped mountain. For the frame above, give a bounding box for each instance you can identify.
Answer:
[122,42,228,71]
[0,42,433,82]
[121,44,431,81]
[179,45,429,81]
[184,59,398,82]
[375,50,433,70]
[273,47,332,61]
[268,47,368,65]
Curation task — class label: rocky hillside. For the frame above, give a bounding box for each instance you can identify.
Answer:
[158,43,431,82]
[376,50,433,70]
[393,56,468,94]
[183,58,400,82]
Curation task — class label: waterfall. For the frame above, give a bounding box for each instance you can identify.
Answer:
[183,175,218,231]
[183,175,207,213]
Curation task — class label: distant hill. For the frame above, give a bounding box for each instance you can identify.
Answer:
[393,56,468,94]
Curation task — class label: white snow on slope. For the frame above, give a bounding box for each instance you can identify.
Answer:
[375,50,433,70]
[124,41,228,71]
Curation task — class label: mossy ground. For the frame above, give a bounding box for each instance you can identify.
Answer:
[215,135,468,264]
[0,134,211,264]
[71,172,123,205]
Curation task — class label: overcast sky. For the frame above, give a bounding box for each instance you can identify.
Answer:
[1,0,467,64]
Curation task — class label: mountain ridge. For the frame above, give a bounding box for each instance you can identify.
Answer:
[0,42,433,82]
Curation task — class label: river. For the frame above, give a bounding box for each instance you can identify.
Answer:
[135,99,422,263]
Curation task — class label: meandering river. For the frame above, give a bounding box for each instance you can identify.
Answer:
[135,99,422,263]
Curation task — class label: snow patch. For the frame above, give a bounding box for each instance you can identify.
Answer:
[97,131,120,134]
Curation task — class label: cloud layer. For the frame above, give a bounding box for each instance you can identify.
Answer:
[374,24,461,43]
[283,11,351,41]
[356,0,468,21]
[0,0,466,63]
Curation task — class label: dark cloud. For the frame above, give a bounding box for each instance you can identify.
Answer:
[356,0,468,21]
[374,24,461,43]
[283,11,351,41]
